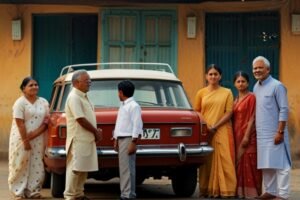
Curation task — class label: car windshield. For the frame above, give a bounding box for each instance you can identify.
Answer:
[60,79,192,110]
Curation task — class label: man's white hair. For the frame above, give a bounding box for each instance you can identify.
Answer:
[72,69,88,83]
[252,56,270,68]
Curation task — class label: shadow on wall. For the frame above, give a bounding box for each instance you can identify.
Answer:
[0,152,8,161]
[289,107,300,168]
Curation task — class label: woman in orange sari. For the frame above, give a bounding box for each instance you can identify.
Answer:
[195,64,236,198]
[232,71,262,199]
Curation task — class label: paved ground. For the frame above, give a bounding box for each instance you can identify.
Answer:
[1,159,300,200]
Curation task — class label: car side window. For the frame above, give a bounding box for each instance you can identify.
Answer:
[60,84,71,111]
[50,85,62,111]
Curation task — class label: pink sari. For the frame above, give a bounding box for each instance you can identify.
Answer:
[233,93,262,198]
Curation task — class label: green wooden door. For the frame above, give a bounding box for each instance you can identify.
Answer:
[205,12,279,93]
[33,14,98,100]
[102,10,177,73]
[102,11,140,63]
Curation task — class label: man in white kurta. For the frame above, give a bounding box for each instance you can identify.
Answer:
[64,70,101,200]
[252,56,291,200]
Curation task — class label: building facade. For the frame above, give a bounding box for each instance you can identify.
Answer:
[0,0,299,162]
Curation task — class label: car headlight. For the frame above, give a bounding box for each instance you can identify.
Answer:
[171,127,192,137]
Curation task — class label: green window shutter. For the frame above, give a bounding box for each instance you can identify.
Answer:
[102,9,177,74]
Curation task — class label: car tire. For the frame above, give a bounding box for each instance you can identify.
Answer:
[171,166,197,197]
[136,176,145,185]
[51,172,65,198]
[42,170,51,188]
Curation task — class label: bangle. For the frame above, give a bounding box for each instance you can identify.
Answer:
[278,130,284,134]
[132,138,138,144]
[211,127,217,132]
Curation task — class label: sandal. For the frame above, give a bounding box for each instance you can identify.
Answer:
[27,193,42,199]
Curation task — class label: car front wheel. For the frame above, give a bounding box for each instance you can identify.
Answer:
[51,172,65,198]
[171,166,197,197]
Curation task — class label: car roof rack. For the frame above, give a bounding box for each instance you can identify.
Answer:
[59,62,174,77]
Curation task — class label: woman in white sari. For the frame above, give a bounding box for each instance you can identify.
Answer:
[8,77,49,199]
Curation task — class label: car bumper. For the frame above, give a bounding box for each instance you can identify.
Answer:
[45,143,213,161]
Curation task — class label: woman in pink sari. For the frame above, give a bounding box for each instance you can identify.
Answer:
[232,71,262,199]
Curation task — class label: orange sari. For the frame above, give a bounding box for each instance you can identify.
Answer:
[233,93,262,198]
[194,87,236,198]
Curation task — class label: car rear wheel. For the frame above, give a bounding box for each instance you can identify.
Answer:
[42,170,51,188]
[171,166,197,197]
[136,176,145,185]
[51,172,65,198]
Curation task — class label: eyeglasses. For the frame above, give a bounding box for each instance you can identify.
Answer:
[78,79,92,84]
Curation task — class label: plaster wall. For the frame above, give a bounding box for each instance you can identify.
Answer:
[0,0,299,161]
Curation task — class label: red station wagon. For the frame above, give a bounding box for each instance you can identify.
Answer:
[44,63,213,198]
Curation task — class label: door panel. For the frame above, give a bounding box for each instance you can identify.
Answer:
[206,14,243,90]
[246,13,279,79]
[33,14,98,100]
[72,15,98,65]
[205,12,279,93]
[33,15,70,101]
[104,12,139,63]
[102,10,177,73]
[141,13,174,67]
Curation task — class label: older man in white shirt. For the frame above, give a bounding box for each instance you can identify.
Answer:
[113,80,143,200]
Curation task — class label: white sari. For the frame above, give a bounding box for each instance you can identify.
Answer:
[8,96,49,198]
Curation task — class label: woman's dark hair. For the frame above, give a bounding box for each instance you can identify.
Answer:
[20,76,37,91]
[233,71,250,83]
[118,80,135,98]
[206,64,222,75]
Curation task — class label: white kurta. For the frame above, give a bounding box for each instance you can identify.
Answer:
[8,96,49,198]
[253,76,291,169]
[65,88,98,172]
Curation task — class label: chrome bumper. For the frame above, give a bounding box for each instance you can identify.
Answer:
[45,143,213,161]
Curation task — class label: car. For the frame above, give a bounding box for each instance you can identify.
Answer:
[44,62,213,198]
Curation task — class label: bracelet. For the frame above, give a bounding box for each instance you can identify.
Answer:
[132,138,138,144]
[278,130,284,134]
[22,138,28,142]
[211,127,217,132]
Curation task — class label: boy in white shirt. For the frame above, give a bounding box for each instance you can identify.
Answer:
[113,80,143,200]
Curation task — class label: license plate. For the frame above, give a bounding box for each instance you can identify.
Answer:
[142,128,160,140]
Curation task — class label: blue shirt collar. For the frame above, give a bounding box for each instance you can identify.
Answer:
[259,75,272,85]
